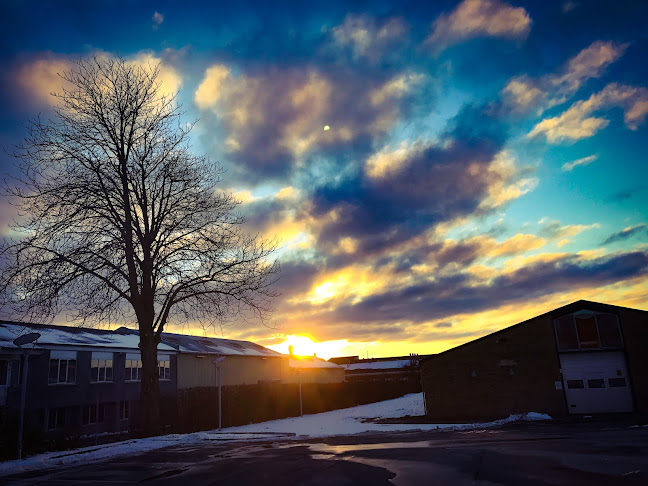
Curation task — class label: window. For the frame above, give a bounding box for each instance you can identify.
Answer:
[82,404,99,425]
[158,356,170,381]
[554,312,623,351]
[91,352,114,382]
[119,401,130,421]
[82,402,113,425]
[49,351,77,384]
[0,360,8,386]
[598,314,623,347]
[575,315,599,348]
[555,315,578,350]
[566,379,584,389]
[609,378,627,387]
[587,379,605,389]
[125,354,142,381]
[48,407,67,429]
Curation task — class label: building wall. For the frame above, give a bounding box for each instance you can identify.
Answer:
[4,348,177,436]
[177,354,345,388]
[177,354,284,388]
[281,363,346,384]
[619,307,648,414]
[421,314,567,421]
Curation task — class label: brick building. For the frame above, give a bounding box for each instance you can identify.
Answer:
[420,300,648,421]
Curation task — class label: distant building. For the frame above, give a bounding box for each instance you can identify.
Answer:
[116,328,345,388]
[420,300,648,421]
[330,354,431,382]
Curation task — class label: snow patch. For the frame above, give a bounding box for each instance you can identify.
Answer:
[0,393,551,477]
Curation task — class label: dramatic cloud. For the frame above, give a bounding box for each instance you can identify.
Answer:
[503,41,628,112]
[426,0,531,51]
[561,154,598,172]
[528,83,648,142]
[16,57,74,106]
[329,250,648,326]
[195,64,424,180]
[602,224,648,245]
[16,52,182,107]
[330,14,408,62]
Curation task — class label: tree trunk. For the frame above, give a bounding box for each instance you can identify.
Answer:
[138,332,160,436]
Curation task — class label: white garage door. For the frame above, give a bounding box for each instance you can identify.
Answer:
[560,351,634,414]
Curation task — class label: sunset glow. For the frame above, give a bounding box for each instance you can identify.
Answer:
[1,0,647,359]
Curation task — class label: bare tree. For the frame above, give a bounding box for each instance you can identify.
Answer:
[1,57,278,433]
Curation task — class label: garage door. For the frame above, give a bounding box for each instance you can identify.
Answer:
[560,351,634,414]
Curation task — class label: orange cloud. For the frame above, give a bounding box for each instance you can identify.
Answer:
[426,0,531,52]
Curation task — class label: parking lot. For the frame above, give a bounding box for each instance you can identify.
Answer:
[3,421,648,485]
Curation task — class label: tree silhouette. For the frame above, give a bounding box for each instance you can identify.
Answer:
[1,57,278,433]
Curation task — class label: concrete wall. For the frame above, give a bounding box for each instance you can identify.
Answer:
[177,354,345,388]
[619,307,648,414]
[281,362,346,384]
[177,355,284,388]
[421,314,567,421]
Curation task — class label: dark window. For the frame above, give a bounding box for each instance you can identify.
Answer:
[597,314,623,348]
[555,315,578,350]
[125,356,142,381]
[48,407,66,429]
[83,403,112,425]
[0,360,8,386]
[575,315,599,348]
[91,353,114,382]
[158,358,170,380]
[119,401,129,420]
[82,404,97,425]
[566,379,584,389]
[587,379,605,388]
[49,352,77,384]
[609,377,627,387]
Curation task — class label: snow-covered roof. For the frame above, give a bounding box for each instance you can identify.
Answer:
[0,322,175,352]
[345,359,413,370]
[289,356,343,369]
[114,327,284,358]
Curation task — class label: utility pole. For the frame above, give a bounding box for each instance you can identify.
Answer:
[13,332,40,460]
[213,357,226,430]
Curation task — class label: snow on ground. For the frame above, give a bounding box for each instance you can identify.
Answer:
[345,359,412,370]
[0,393,551,477]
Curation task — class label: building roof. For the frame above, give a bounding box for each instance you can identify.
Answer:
[289,355,343,369]
[115,327,284,358]
[0,321,176,352]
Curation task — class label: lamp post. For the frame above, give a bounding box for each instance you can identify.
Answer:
[13,332,40,460]
[212,357,226,430]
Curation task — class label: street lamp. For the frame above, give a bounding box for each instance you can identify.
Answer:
[13,332,40,460]
[212,357,226,430]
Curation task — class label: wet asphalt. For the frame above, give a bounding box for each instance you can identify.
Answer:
[3,422,648,485]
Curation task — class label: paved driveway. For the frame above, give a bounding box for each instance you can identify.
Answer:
[4,422,648,485]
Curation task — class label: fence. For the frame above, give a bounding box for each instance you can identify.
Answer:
[176,378,421,432]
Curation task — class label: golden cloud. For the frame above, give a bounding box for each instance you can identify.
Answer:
[427,0,531,51]
[529,83,648,142]
[17,52,182,107]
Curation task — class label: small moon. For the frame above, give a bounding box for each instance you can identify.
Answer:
[324,125,330,131]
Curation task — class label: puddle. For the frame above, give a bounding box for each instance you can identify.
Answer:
[307,440,431,455]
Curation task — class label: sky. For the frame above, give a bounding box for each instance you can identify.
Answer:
[1,0,647,359]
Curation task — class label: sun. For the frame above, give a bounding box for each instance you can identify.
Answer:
[268,334,351,360]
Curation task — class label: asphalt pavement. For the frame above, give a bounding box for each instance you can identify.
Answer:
[3,421,648,485]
